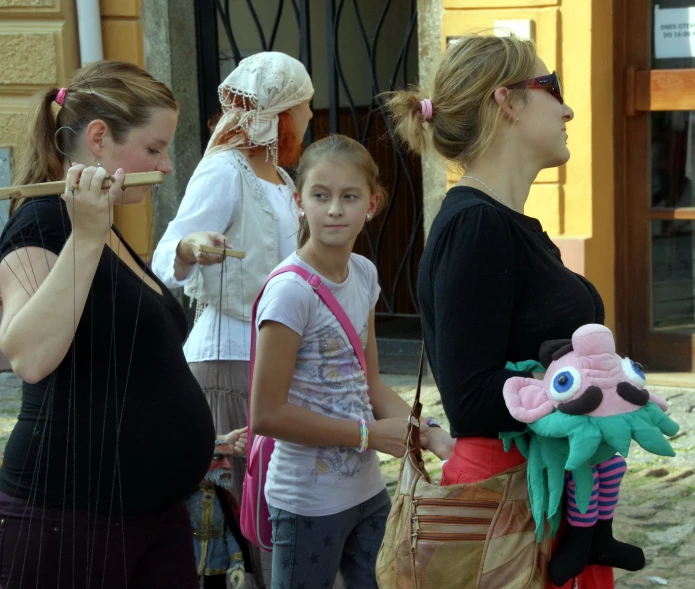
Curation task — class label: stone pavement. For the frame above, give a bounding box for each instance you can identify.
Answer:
[0,372,693,587]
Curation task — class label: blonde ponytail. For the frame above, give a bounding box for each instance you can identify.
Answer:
[384,33,538,167]
[383,89,432,156]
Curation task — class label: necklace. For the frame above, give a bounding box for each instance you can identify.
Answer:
[461,175,511,209]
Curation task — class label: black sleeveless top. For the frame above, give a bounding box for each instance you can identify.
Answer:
[0,197,215,516]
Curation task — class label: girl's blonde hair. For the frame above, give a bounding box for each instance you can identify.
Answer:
[385,33,537,166]
[11,60,178,214]
[295,135,387,248]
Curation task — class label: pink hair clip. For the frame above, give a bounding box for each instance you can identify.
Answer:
[55,88,68,107]
[420,98,433,122]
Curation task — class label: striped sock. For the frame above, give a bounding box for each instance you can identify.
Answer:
[565,466,599,527]
[597,454,627,520]
[588,455,645,573]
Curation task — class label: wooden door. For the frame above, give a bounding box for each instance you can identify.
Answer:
[615,0,695,370]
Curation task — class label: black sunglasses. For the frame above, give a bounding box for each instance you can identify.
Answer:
[508,71,564,104]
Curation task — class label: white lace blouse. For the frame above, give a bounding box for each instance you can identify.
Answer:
[152,151,299,363]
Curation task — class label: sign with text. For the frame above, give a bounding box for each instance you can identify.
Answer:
[654,4,695,59]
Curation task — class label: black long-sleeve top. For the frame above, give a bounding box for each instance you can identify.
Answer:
[418,187,604,437]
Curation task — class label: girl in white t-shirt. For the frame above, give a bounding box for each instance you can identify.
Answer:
[252,135,454,589]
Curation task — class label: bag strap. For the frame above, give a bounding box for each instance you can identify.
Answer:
[283,265,368,377]
[414,343,425,407]
[248,264,368,446]
[407,344,427,452]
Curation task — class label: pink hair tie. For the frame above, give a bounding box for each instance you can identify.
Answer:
[55,88,68,107]
[420,98,433,122]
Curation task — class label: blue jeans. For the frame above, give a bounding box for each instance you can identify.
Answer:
[268,488,391,589]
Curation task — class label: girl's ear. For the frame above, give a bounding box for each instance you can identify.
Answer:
[368,193,379,216]
[293,191,302,210]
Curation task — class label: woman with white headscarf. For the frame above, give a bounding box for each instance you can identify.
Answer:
[152,51,314,589]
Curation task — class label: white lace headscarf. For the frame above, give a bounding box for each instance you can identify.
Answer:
[204,52,314,164]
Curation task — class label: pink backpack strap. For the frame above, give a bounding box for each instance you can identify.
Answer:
[282,265,368,376]
[248,264,368,439]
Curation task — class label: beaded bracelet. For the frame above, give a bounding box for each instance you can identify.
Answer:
[358,418,369,453]
[425,418,441,428]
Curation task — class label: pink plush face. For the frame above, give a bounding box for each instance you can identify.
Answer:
[503,324,668,423]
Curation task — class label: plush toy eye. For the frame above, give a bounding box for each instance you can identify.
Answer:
[622,357,646,387]
[550,367,582,401]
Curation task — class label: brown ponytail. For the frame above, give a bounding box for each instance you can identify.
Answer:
[14,87,64,186]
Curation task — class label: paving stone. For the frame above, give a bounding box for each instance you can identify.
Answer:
[677,541,695,560]
[647,524,695,546]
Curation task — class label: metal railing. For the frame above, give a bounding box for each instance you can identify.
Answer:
[195,0,423,319]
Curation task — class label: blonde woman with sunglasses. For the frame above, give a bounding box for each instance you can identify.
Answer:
[386,34,613,589]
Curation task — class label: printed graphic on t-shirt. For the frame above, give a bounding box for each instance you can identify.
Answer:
[312,444,370,483]
[317,325,358,389]
[300,322,371,482]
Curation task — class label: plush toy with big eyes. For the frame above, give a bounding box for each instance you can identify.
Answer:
[502,324,679,587]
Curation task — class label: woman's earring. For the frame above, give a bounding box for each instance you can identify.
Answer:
[366,213,372,221]
[300,210,305,218]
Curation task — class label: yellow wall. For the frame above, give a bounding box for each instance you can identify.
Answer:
[100,0,153,261]
[100,0,143,66]
[441,0,615,330]
[0,0,79,173]
[0,0,80,374]
[583,0,615,334]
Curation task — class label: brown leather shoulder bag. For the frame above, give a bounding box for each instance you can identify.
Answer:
[375,351,551,589]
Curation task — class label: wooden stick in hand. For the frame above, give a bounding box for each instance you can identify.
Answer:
[0,171,165,201]
[198,244,246,259]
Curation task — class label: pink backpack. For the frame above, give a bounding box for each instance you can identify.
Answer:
[240,264,368,552]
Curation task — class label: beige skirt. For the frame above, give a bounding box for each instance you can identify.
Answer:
[189,360,250,435]
[188,360,271,589]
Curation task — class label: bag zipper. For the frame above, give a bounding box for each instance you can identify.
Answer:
[410,499,498,551]
[417,516,493,525]
[417,533,488,541]
[413,498,499,509]
[411,512,494,551]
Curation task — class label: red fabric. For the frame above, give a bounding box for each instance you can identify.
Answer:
[441,437,615,589]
